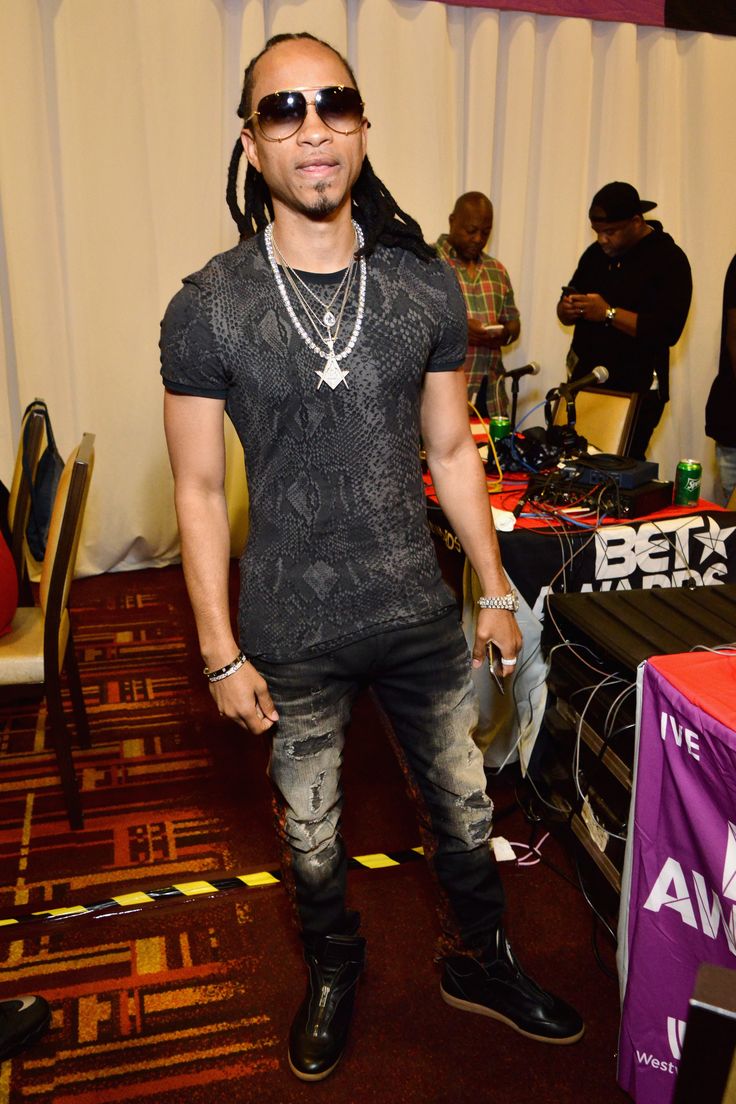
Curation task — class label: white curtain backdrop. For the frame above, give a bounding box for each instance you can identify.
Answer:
[1,0,735,576]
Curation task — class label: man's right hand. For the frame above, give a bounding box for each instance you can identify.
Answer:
[210,661,279,734]
[468,317,504,347]
[557,293,581,325]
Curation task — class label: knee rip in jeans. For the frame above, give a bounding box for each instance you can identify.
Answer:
[458,789,493,845]
[310,770,326,813]
[285,731,333,760]
[291,827,339,868]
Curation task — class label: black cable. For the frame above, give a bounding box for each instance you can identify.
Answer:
[591,916,618,981]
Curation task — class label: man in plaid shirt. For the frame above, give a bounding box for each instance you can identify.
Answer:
[436,193,520,417]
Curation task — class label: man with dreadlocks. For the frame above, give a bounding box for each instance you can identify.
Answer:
[161,31,583,1082]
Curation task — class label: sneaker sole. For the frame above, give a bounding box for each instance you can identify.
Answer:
[440,986,585,1045]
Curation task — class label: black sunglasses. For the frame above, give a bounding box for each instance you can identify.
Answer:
[245,85,365,143]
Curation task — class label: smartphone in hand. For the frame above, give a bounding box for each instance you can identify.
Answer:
[561,285,578,297]
[487,642,505,695]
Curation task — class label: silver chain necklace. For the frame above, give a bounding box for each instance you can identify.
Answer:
[279,252,356,351]
[271,235,352,329]
[264,221,367,391]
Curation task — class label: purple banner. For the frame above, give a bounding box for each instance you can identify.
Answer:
[439,0,663,25]
[435,1,736,34]
[618,655,736,1104]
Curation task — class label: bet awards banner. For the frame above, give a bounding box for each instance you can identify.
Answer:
[437,1,736,35]
[617,653,736,1104]
[498,510,736,619]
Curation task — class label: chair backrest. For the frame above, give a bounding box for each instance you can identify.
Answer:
[553,388,640,456]
[7,406,46,585]
[39,434,95,638]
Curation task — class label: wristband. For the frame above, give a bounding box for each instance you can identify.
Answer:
[204,651,247,683]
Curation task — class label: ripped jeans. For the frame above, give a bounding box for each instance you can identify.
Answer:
[252,610,505,952]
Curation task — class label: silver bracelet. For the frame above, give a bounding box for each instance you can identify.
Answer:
[203,651,247,683]
[477,590,519,612]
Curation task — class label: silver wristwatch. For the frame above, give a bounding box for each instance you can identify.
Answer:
[477,589,519,612]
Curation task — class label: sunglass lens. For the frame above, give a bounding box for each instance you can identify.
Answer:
[315,87,364,133]
[257,91,306,139]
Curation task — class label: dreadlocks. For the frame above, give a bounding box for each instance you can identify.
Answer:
[225,32,436,262]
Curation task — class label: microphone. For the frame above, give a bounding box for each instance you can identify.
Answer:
[558,365,609,396]
[503,361,541,382]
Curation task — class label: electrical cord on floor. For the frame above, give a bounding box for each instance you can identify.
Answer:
[510,777,621,981]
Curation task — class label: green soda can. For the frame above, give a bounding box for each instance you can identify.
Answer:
[674,459,702,506]
[489,416,511,441]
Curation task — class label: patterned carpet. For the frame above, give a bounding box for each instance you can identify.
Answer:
[0,566,628,1104]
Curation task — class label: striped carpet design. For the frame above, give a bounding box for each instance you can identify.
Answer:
[0,568,289,1102]
[0,566,627,1104]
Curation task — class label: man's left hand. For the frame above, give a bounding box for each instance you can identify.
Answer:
[471,608,523,680]
[568,293,609,323]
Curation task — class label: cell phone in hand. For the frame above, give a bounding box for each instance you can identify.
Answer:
[487,642,505,695]
[561,285,578,297]
[483,323,505,334]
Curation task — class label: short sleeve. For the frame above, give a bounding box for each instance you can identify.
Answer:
[426,260,469,373]
[159,273,229,399]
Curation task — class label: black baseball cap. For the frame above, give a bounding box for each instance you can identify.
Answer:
[589,181,657,222]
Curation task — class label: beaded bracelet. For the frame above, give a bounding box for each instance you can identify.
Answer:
[203,651,247,683]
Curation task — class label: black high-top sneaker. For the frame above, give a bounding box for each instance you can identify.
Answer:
[0,995,51,1061]
[288,930,366,1080]
[440,928,584,1044]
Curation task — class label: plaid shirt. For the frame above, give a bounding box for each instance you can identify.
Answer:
[436,234,520,416]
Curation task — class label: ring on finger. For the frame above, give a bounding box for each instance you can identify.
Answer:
[501,657,518,667]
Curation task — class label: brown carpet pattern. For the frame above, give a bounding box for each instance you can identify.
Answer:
[0,566,628,1103]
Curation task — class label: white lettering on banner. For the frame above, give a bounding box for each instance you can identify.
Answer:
[692,872,736,952]
[594,517,720,581]
[634,1052,679,1074]
[724,823,736,902]
[641,574,672,588]
[659,713,701,761]
[643,858,698,929]
[643,846,736,957]
[667,1017,687,1061]
[580,579,632,594]
[595,529,636,578]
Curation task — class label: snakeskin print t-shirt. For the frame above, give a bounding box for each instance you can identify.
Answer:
[160,234,467,662]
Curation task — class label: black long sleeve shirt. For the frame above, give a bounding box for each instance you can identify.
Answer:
[566,223,692,402]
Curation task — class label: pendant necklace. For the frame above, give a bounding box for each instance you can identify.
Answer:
[265,221,367,391]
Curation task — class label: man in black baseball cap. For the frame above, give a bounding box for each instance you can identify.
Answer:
[588,181,657,222]
[557,180,692,459]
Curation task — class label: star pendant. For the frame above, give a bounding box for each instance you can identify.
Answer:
[316,355,350,391]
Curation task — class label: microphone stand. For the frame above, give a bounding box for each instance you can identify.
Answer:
[545,386,587,455]
[509,375,522,432]
[559,386,578,437]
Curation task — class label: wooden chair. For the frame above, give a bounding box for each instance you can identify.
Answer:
[0,434,95,829]
[553,388,640,456]
[7,405,46,604]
